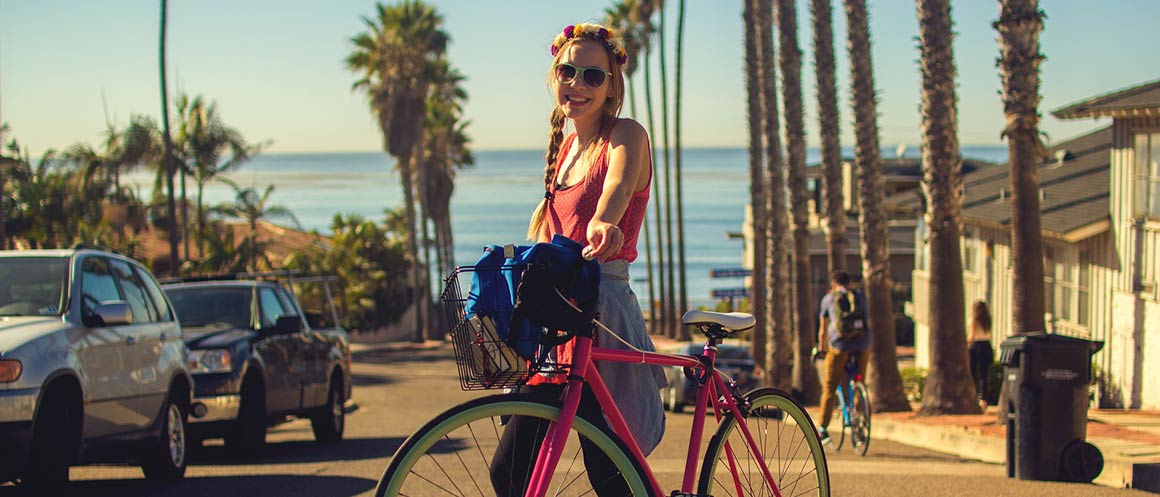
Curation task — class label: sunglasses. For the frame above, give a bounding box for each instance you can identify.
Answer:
[554,63,611,88]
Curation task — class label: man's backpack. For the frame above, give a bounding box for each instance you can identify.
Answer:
[833,289,866,340]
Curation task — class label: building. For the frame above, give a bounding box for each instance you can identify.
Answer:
[901,78,1160,409]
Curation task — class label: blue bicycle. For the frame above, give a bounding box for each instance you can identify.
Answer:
[834,353,871,456]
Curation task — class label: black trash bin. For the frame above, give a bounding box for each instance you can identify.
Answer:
[1000,332,1105,483]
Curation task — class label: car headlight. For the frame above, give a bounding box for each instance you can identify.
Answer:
[0,359,21,383]
[187,349,232,374]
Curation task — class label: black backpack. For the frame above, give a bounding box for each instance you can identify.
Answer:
[833,289,866,340]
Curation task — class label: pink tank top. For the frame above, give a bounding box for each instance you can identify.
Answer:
[546,132,651,263]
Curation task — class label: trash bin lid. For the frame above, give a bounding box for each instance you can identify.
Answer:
[998,332,1104,366]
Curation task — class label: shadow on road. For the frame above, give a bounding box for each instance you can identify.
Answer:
[0,474,376,497]
[350,373,395,387]
[191,436,406,465]
[351,344,453,366]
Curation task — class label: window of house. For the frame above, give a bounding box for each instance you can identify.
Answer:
[963,237,978,274]
[1044,245,1089,328]
[1134,132,1160,220]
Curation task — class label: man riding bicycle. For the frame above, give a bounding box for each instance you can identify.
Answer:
[816,270,871,445]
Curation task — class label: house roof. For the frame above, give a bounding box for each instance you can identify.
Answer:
[1053,79,1160,119]
[807,223,915,255]
[805,157,996,181]
[885,126,1112,241]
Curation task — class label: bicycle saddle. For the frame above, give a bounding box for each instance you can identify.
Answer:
[681,310,756,332]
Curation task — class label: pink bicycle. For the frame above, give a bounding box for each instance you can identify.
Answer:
[376,265,830,497]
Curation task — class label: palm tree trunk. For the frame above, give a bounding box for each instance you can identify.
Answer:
[643,29,669,339]
[180,169,189,260]
[997,0,1047,336]
[159,0,180,276]
[674,0,690,341]
[628,77,659,336]
[916,0,979,415]
[777,0,822,403]
[811,0,846,275]
[397,149,424,343]
[743,0,768,371]
[197,182,206,258]
[418,146,438,341]
[658,3,678,339]
[844,0,910,412]
[758,0,792,390]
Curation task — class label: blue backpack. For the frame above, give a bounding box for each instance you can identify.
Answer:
[464,235,601,360]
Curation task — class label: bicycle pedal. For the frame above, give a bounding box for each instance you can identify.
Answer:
[670,492,712,497]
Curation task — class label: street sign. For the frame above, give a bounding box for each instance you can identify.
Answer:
[710,268,752,278]
[711,287,749,299]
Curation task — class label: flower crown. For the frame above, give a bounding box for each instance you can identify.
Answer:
[549,23,628,66]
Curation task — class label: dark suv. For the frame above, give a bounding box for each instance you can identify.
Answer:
[0,248,192,486]
[162,279,351,455]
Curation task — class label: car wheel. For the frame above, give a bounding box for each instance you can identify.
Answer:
[22,388,78,488]
[225,377,267,457]
[668,384,684,413]
[311,375,345,444]
[141,392,188,482]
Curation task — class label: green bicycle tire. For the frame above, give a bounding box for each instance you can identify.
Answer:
[375,393,653,497]
[697,388,831,497]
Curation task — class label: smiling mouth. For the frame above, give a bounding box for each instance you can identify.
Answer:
[565,94,591,104]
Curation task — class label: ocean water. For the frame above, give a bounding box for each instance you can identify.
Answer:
[127,145,1008,308]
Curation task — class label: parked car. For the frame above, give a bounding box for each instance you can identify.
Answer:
[0,248,192,486]
[161,277,351,456]
[661,342,759,413]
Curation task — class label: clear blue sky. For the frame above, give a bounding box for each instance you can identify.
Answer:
[2,0,1157,156]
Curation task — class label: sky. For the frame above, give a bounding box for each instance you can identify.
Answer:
[2,0,1158,156]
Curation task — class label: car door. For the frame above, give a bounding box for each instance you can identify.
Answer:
[276,287,324,408]
[107,258,169,425]
[256,286,298,413]
[75,255,141,437]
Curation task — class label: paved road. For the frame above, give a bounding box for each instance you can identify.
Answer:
[1,343,1151,497]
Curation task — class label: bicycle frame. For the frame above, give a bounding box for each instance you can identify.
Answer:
[525,332,782,497]
[835,358,861,428]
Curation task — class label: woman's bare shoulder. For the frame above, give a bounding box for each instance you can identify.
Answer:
[609,118,649,150]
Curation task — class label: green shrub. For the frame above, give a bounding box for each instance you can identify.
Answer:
[900,366,927,403]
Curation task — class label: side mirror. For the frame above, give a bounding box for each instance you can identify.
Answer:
[85,302,133,327]
[273,315,303,335]
[304,311,326,329]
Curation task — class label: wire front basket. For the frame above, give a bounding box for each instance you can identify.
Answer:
[441,265,556,391]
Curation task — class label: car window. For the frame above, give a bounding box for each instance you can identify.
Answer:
[108,259,157,324]
[80,256,122,316]
[166,287,252,329]
[135,266,173,322]
[0,257,68,316]
[258,287,286,329]
[275,288,301,316]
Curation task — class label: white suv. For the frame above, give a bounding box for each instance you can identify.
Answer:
[0,248,192,486]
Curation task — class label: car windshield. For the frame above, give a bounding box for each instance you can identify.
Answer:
[165,287,253,329]
[0,257,69,317]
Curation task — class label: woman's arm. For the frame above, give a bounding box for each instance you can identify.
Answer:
[585,119,650,261]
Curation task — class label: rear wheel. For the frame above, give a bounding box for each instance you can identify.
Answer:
[311,374,345,443]
[22,388,79,487]
[225,376,266,457]
[375,393,653,497]
[850,382,871,456]
[698,388,830,497]
[141,392,188,482]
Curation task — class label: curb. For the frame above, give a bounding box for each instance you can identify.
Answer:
[874,415,1159,492]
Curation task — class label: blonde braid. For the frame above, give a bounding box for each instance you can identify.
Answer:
[527,107,568,240]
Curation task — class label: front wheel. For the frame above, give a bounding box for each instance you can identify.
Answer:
[141,392,188,482]
[375,393,653,497]
[850,382,872,456]
[698,388,830,497]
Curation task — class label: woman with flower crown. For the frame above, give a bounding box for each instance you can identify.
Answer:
[488,22,666,496]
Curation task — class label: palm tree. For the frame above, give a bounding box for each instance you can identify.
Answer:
[743,0,768,371]
[844,0,910,412]
[655,0,680,339]
[810,0,846,275]
[634,0,669,337]
[422,59,473,286]
[606,0,661,336]
[996,0,1047,336]
[209,179,302,272]
[776,0,822,403]
[159,0,180,275]
[758,0,793,390]
[347,0,449,343]
[673,0,690,341]
[916,0,979,415]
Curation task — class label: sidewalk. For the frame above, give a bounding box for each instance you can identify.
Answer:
[873,404,1160,492]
